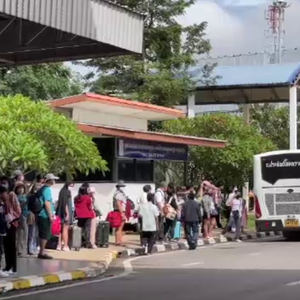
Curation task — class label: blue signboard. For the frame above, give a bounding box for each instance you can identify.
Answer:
[118,138,188,161]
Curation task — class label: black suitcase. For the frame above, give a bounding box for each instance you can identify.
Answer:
[46,236,58,250]
[68,225,82,251]
[96,221,109,248]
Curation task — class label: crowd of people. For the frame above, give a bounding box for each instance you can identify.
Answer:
[111,181,248,254]
[0,171,104,278]
[0,170,249,276]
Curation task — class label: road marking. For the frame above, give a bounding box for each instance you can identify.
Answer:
[181,262,204,267]
[286,281,300,286]
[0,243,231,299]
[249,252,261,256]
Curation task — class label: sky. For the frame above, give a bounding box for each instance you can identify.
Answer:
[180,0,300,56]
[70,0,300,74]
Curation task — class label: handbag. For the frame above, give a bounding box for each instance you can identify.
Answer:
[163,197,177,220]
[107,211,122,228]
[52,216,62,236]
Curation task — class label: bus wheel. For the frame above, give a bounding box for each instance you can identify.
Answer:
[283,231,300,241]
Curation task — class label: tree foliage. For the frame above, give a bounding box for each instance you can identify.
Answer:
[250,104,290,150]
[0,95,107,177]
[163,113,275,188]
[0,63,83,102]
[79,0,213,107]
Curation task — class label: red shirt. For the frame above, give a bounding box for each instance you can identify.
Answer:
[75,195,95,219]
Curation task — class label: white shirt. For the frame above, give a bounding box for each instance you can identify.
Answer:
[154,189,165,206]
[137,192,148,205]
[139,202,159,232]
[231,198,243,214]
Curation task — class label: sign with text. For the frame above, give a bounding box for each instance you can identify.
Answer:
[261,153,300,185]
[118,138,188,161]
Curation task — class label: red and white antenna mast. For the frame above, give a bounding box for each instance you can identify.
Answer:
[265,1,290,64]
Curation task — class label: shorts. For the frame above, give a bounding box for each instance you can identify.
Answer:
[37,216,51,240]
[203,212,216,220]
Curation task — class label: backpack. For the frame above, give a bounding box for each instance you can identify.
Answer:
[28,186,46,214]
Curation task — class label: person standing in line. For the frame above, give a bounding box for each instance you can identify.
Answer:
[3,183,21,273]
[37,173,59,259]
[112,181,127,246]
[226,187,238,232]
[56,182,74,251]
[137,185,152,246]
[0,186,9,277]
[214,186,224,229]
[181,191,202,250]
[202,189,217,239]
[163,183,178,242]
[221,191,243,242]
[154,182,167,243]
[27,174,43,256]
[15,181,28,257]
[74,186,97,249]
[138,193,159,254]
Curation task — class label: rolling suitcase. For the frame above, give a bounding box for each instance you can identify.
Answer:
[173,221,181,240]
[46,236,58,250]
[68,225,82,251]
[96,221,110,248]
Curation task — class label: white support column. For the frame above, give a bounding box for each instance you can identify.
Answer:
[187,94,195,119]
[243,104,250,205]
[289,86,298,150]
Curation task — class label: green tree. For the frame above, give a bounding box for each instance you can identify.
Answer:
[79,0,213,107]
[250,104,289,150]
[0,63,83,101]
[0,95,107,177]
[163,113,275,188]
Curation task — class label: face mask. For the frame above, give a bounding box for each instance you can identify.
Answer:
[68,186,74,191]
[119,187,124,192]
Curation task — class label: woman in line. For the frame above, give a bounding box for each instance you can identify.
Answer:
[15,181,28,257]
[2,178,21,274]
[56,182,74,251]
[27,174,43,255]
[202,189,217,239]
[0,186,9,277]
[74,186,97,249]
[221,191,243,242]
[112,181,127,246]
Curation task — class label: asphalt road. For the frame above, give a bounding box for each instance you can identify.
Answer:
[4,237,300,300]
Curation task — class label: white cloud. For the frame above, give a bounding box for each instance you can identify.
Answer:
[181,0,300,56]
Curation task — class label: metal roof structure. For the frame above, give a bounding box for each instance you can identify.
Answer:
[0,0,144,66]
[187,63,300,105]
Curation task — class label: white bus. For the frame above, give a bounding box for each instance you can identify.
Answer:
[254,150,300,239]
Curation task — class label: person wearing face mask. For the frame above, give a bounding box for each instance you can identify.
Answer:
[15,181,28,257]
[112,181,127,246]
[56,182,74,251]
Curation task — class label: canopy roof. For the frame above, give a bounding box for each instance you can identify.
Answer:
[50,93,185,121]
[78,123,226,148]
[186,63,300,105]
[0,0,144,66]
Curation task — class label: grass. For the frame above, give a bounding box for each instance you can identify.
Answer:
[248,214,256,231]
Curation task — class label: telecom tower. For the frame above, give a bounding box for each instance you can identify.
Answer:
[265,1,289,64]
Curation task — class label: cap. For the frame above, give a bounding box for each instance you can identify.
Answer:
[45,173,59,181]
[116,180,126,188]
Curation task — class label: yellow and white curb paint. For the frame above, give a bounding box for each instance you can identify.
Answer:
[0,251,118,294]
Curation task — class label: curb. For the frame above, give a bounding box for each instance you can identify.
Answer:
[118,231,283,258]
[0,251,118,294]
